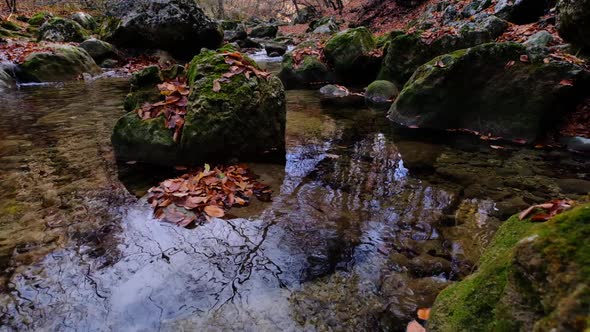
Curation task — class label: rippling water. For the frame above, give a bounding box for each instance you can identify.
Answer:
[0,78,588,331]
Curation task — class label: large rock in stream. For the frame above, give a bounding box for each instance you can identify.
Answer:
[279,41,334,89]
[323,27,380,82]
[38,17,89,42]
[103,0,223,58]
[112,47,286,165]
[430,203,590,331]
[389,42,589,142]
[378,14,508,87]
[17,44,101,82]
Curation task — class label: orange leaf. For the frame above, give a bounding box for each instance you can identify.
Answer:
[204,205,225,218]
[417,308,431,320]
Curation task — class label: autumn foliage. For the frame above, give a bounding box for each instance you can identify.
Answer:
[147,164,272,227]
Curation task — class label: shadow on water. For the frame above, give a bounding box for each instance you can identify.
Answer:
[0,82,589,331]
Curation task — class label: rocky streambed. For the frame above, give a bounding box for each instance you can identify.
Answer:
[0,78,588,330]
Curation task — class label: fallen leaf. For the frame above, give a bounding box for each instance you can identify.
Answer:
[559,79,574,86]
[417,308,431,320]
[434,60,446,68]
[204,205,225,218]
[212,79,222,92]
[519,54,529,63]
[406,320,426,332]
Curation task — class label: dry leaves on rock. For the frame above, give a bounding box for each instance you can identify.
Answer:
[518,199,574,222]
[136,77,189,142]
[291,42,324,69]
[147,164,272,227]
[212,52,271,92]
[0,41,63,63]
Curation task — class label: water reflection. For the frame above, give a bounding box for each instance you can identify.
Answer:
[0,85,588,331]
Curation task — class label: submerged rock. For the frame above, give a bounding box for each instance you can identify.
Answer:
[0,69,15,90]
[264,42,287,56]
[319,84,364,106]
[18,44,100,82]
[557,0,590,51]
[112,47,286,165]
[38,17,88,42]
[389,42,588,142]
[105,0,223,58]
[430,203,590,331]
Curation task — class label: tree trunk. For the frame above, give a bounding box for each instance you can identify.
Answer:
[292,0,300,16]
[217,0,225,19]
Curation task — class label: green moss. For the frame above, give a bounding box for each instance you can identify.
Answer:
[19,45,100,82]
[29,11,52,26]
[131,65,162,88]
[430,203,590,331]
[1,20,20,31]
[38,17,88,42]
[323,27,376,74]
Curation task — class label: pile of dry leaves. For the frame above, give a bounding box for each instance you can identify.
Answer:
[0,41,64,63]
[212,52,271,92]
[290,43,324,68]
[518,199,574,222]
[147,164,272,227]
[136,78,189,142]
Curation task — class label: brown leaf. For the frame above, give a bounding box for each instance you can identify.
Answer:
[204,205,225,218]
[406,320,426,332]
[505,60,516,68]
[559,79,574,86]
[519,54,529,63]
[434,60,446,68]
[212,79,222,92]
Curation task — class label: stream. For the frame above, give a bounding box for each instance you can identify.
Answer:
[0,61,589,331]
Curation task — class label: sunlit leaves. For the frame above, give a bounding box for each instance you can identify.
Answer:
[212,52,271,92]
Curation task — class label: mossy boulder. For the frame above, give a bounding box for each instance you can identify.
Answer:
[249,24,278,39]
[430,203,590,331]
[389,42,588,142]
[557,0,590,51]
[323,27,378,81]
[365,80,399,105]
[181,48,286,162]
[279,47,334,89]
[112,47,286,165]
[17,44,100,82]
[38,17,88,42]
[79,38,117,64]
[378,15,508,87]
[28,11,53,27]
[106,0,223,58]
[70,12,96,31]
[123,65,163,112]
[307,17,339,34]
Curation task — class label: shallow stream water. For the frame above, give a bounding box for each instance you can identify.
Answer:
[0,72,588,331]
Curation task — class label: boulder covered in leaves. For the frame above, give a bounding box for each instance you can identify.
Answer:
[378,15,508,87]
[323,27,379,82]
[38,17,88,42]
[557,0,590,51]
[278,41,334,89]
[430,202,590,331]
[17,44,101,82]
[389,42,588,142]
[104,0,223,58]
[112,46,286,165]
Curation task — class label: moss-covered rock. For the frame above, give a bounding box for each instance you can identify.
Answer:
[123,65,164,112]
[307,17,339,34]
[323,27,378,81]
[389,42,588,142]
[430,203,590,331]
[182,47,286,162]
[79,38,117,64]
[38,17,88,42]
[249,24,278,38]
[0,20,20,31]
[18,44,100,82]
[378,15,508,87]
[28,11,53,27]
[278,43,334,89]
[112,47,286,165]
[70,12,96,31]
[557,0,590,51]
[365,80,399,105]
